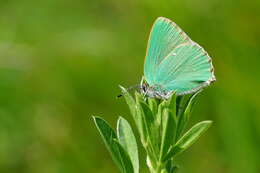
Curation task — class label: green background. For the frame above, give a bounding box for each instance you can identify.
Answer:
[0,0,259,173]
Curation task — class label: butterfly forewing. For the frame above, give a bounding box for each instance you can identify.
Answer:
[144,17,190,85]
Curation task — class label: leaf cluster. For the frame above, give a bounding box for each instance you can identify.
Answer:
[93,87,212,173]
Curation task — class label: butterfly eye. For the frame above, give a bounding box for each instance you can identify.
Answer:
[142,85,147,92]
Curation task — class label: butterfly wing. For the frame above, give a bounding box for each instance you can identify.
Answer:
[144,17,190,85]
[144,17,215,95]
[155,42,216,95]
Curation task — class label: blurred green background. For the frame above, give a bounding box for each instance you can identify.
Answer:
[0,0,259,173]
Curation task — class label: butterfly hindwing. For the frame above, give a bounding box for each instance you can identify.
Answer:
[144,17,190,85]
[155,42,215,94]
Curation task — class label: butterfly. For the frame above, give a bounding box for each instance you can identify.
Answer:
[139,17,216,99]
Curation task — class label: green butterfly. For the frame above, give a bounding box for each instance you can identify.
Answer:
[140,17,216,99]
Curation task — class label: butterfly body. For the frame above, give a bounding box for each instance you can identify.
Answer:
[140,82,172,99]
[141,17,216,99]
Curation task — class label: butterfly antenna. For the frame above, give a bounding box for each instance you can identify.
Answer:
[117,84,141,98]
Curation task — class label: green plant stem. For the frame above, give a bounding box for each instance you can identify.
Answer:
[155,162,162,173]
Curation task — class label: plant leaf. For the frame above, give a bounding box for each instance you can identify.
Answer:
[119,86,136,118]
[117,117,139,173]
[138,99,160,162]
[165,159,179,173]
[139,101,154,141]
[147,98,158,115]
[164,121,212,161]
[119,86,145,143]
[134,94,160,164]
[176,91,201,140]
[166,92,177,110]
[113,139,135,173]
[176,94,192,117]
[93,116,134,173]
[159,93,177,160]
